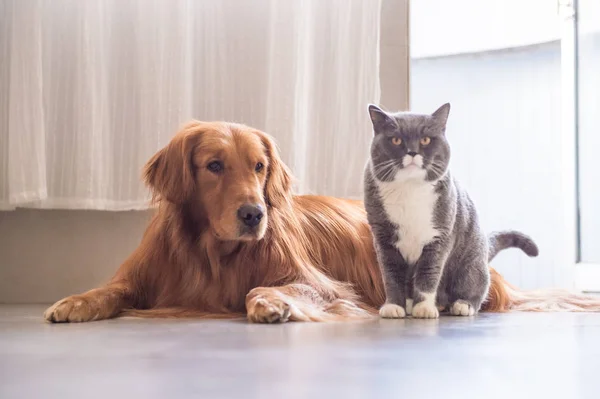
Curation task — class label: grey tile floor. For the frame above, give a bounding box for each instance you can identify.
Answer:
[1,305,599,399]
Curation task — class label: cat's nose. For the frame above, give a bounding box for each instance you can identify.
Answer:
[407,151,418,157]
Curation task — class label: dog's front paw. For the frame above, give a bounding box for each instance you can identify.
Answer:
[379,303,406,319]
[412,301,439,319]
[246,290,291,323]
[44,296,99,323]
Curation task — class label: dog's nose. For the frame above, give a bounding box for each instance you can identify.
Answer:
[237,204,264,227]
[407,151,418,157]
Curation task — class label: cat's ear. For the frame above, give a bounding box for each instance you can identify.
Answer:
[431,103,451,127]
[368,104,395,134]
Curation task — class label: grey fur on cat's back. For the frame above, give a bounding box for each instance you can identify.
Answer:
[364,103,538,319]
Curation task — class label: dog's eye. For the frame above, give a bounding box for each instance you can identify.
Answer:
[255,162,264,172]
[207,161,223,173]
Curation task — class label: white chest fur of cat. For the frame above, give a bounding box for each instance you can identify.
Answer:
[374,165,440,265]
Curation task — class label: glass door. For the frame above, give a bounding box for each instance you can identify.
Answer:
[576,0,600,264]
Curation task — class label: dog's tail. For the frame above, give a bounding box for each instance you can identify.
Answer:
[484,268,600,312]
[488,230,539,262]
[119,308,245,320]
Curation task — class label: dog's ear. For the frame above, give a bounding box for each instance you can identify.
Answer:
[257,131,293,208]
[144,122,201,204]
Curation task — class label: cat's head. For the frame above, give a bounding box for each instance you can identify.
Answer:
[368,103,451,182]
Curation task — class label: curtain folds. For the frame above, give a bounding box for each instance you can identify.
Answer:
[0,0,381,210]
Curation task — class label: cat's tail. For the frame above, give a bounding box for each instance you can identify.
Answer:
[488,231,539,262]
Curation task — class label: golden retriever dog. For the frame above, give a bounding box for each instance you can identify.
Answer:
[44,122,600,323]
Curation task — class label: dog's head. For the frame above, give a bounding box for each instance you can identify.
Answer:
[144,121,292,241]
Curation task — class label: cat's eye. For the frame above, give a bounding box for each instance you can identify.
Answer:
[420,137,431,146]
[207,161,224,174]
[391,137,402,146]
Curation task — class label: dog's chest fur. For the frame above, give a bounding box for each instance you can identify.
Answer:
[376,176,439,264]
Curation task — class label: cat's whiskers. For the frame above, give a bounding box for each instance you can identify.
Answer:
[373,159,400,181]
[384,162,402,181]
[381,167,398,181]
[373,159,397,171]
[428,161,446,177]
[428,163,442,174]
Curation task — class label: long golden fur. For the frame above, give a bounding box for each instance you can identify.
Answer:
[44,122,600,323]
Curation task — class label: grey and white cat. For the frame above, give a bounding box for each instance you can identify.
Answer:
[364,103,539,319]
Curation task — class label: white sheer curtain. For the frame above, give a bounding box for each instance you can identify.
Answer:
[0,0,381,210]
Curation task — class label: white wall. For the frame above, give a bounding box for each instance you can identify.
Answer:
[411,0,559,58]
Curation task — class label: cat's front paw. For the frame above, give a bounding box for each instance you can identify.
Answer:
[450,300,475,316]
[412,301,439,319]
[379,303,406,319]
